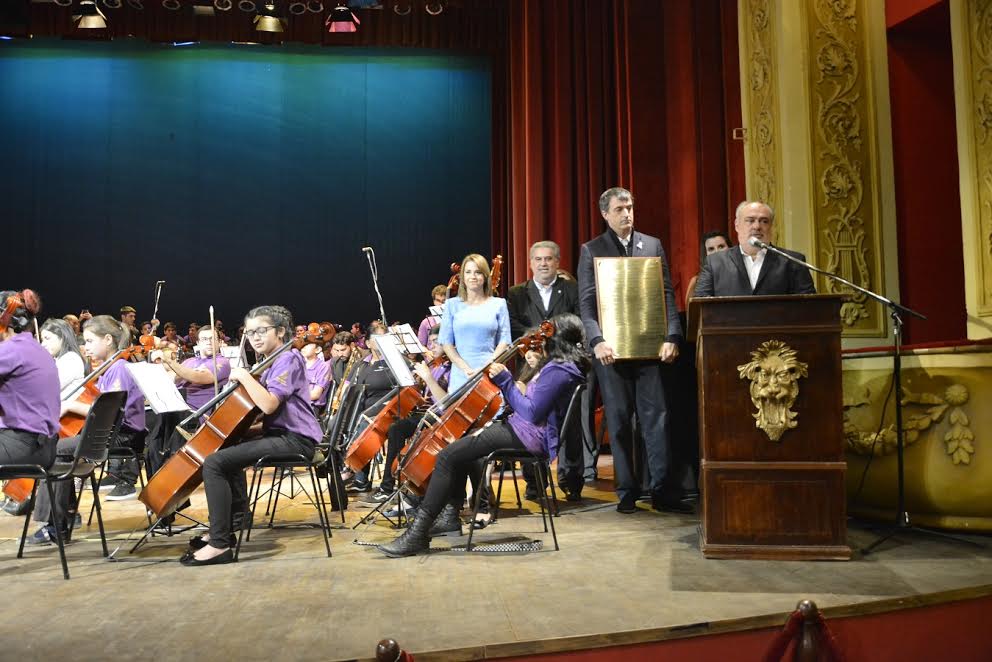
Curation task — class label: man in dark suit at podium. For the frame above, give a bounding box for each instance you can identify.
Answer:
[506,240,585,499]
[577,187,691,514]
[693,201,816,297]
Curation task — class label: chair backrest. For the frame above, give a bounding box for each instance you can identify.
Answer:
[71,390,127,477]
[555,382,587,455]
[338,384,366,451]
[323,383,365,451]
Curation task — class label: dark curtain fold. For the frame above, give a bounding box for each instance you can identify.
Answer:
[493,0,744,307]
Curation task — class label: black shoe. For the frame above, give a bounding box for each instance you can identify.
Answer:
[428,504,462,537]
[188,535,209,550]
[360,487,392,504]
[379,511,432,557]
[524,486,540,501]
[566,491,582,503]
[105,483,137,501]
[180,548,235,567]
[347,480,371,493]
[652,495,695,514]
[616,495,637,514]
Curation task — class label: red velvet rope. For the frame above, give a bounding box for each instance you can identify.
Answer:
[763,607,846,662]
[762,610,804,662]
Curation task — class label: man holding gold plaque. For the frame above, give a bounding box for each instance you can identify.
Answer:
[577,187,691,515]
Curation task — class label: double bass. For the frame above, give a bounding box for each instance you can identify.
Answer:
[139,340,293,519]
[397,321,553,495]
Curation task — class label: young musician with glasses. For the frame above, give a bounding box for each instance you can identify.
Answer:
[181,305,323,567]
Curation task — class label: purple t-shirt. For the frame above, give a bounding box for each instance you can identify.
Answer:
[0,332,61,437]
[259,350,323,444]
[305,357,331,407]
[491,361,582,459]
[417,315,440,347]
[177,355,231,412]
[97,359,147,433]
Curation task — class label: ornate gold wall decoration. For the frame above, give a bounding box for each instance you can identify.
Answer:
[965,0,992,314]
[738,340,808,441]
[844,383,975,465]
[808,0,884,333]
[741,0,780,209]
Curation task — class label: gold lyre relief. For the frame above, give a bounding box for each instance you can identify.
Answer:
[737,340,808,442]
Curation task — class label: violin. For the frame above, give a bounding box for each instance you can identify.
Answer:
[397,320,554,494]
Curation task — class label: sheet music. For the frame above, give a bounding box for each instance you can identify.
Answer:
[219,345,245,369]
[125,362,191,414]
[387,323,428,355]
[428,304,444,317]
[370,335,417,388]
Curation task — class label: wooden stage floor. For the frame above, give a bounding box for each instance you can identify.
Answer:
[1,462,990,661]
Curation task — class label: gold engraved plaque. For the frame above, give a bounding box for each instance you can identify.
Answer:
[738,340,808,442]
[594,256,667,360]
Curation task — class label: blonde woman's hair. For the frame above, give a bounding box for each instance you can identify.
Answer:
[457,254,492,300]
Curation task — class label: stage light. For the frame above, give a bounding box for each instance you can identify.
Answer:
[103,0,123,9]
[425,2,443,16]
[214,0,233,10]
[193,0,216,15]
[53,0,74,7]
[288,2,307,15]
[126,0,144,9]
[307,1,323,11]
[254,2,285,32]
[326,3,359,32]
[392,2,410,16]
[75,0,108,28]
[162,0,181,10]
[238,0,256,11]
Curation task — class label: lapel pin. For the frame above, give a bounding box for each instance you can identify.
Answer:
[636,240,643,250]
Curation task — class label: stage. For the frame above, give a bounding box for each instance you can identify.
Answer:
[1,464,991,661]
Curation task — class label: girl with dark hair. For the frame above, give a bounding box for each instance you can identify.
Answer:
[0,289,60,470]
[182,305,323,567]
[29,314,149,543]
[685,230,731,307]
[378,312,588,558]
[40,318,88,396]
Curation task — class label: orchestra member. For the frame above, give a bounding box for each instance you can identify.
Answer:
[0,291,60,528]
[416,284,448,347]
[301,336,331,413]
[120,306,140,346]
[378,313,587,557]
[39,318,87,397]
[159,322,181,350]
[181,305,322,566]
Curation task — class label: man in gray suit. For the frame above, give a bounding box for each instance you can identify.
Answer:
[577,187,690,514]
[693,201,816,297]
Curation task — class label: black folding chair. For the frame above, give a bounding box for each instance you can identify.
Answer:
[0,390,125,579]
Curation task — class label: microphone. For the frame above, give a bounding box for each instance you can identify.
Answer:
[361,247,373,253]
[748,236,769,250]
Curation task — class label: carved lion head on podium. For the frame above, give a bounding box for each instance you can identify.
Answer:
[738,340,809,442]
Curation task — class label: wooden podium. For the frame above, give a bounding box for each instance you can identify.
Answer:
[688,294,850,560]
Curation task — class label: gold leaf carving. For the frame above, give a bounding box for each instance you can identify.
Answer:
[744,0,778,210]
[967,0,992,313]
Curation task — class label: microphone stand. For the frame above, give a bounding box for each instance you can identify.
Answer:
[753,240,980,554]
[363,247,388,328]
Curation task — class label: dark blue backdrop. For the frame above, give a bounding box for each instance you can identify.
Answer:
[0,39,491,331]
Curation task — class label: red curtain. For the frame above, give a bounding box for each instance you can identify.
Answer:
[493,0,744,308]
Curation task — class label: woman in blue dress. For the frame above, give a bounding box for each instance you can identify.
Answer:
[437,253,511,522]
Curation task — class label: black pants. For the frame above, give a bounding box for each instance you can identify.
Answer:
[379,413,422,492]
[201,431,315,549]
[0,428,56,466]
[418,422,527,521]
[107,428,147,486]
[594,358,672,500]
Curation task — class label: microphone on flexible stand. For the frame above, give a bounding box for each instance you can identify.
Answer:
[362,246,388,328]
[747,236,769,250]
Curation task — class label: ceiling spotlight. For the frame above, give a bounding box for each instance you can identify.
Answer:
[425,2,442,16]
[75,1,108,28]
[193,0,216,15]
[162,0,181,9]
[326,3,359,32]
[307,1,323,11]
[126,0,144,9]
[392,2,410,16]
[254,2,286,32]
[103,0,123,9]
[54,0,74,7]
[288,1,307,14]
[238,0,256,11]
[214,0,232,10]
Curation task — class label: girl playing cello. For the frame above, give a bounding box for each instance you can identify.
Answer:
[378,313,588,557]
[182,305,322,567]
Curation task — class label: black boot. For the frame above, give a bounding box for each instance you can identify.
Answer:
[379,510,433,557]
[428,504,462,538]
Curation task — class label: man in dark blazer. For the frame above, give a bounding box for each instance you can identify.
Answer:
[693,201,816,297]
[577,187,691,514]
[506,240,587,499]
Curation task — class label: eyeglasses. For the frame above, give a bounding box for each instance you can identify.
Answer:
[243,326,276,339]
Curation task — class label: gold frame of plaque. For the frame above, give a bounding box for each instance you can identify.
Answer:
[593,256,668,360]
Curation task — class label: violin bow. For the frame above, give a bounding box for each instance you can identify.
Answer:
[33,318,41,343]
[151,280,164,334]
[209,305,220,398]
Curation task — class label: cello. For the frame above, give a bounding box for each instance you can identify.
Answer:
[397,321,553,495]
[138,340,293,519]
